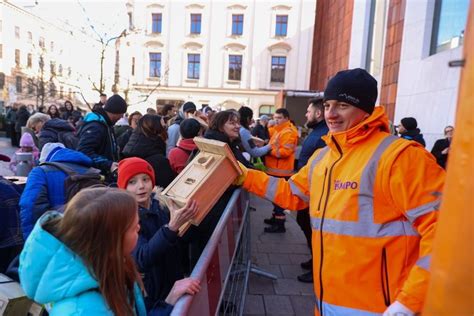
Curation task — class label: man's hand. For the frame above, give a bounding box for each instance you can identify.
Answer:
[165,278,201,305]
[233,161,248,186]
[168,199,198,232]
[383,301,414,316]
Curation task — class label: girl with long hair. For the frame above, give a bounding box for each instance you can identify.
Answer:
[47,104,61,119]
[19,187,200,315]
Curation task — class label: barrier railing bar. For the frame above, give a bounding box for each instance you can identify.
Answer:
[171,189,242,316]
[215,197,250,314]
[238,260,252,316]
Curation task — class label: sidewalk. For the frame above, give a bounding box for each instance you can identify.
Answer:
[245,194,314,316]
[0,136,17,176]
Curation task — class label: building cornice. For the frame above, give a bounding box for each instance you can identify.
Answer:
[272,5,292,11]
[227,4,247,10]
[131,85,279,96]
[268,42,292,52]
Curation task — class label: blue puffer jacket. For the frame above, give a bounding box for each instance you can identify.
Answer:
[76,108,119,172]
[38,118,76,150]
[19,147,93,239]
[19,212,147,316]
[132,195,182,310]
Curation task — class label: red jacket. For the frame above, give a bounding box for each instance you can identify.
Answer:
[168,138,197,174]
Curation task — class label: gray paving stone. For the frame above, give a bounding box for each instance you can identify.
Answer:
[251,264,282,278]
[248,274,275,295]
[291,295,316,316]
[251,253,270,265]
[289,254,312,265]
[256,243,310,254]
[280,264,305,279]
[263,295,295,315]
[273,278,314,295]
[243,294,265,315]
[268,253,291,265]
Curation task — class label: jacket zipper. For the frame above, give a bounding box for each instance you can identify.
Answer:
[381,247,391,307]
[318,136,343,316]
[317,168,328,210]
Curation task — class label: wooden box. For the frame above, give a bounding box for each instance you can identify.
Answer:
[161,137,242,236]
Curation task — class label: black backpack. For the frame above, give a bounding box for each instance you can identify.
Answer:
[58,131,79,149]
[40,162,105,202]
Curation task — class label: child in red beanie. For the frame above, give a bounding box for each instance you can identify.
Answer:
[117,157,199,310]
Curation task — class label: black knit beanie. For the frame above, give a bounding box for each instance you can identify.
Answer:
[324,68,378,114]
[180,118,201,139]
[103,95,128,114]
[401,117,418,131]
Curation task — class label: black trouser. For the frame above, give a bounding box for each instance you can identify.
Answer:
[10,125,18,147]
[296,208,312,253]
[272,176,289,218]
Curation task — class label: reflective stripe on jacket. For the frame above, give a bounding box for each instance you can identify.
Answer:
[243,107,445,315]
[265,120,298,177]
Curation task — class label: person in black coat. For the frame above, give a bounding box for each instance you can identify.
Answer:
[15,105,30,144]
[251,114,270,143]
[398,117,426,147]
[122,114,176,188]
[37,118,76,150]
[181,110,253,270]
[431,125,453,169]
[116,111,142,158]
[76,95,127,176]
[295,98,329,283]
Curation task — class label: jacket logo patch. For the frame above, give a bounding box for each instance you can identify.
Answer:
[334,180,358,190]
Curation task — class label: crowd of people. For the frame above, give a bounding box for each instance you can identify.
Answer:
[0,68,452,315]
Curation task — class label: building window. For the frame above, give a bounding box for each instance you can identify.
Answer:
[28,32,32,43]
[149,52,161,77]
[259,104,275,116]
[27,53,32,68]
[15,26,20,39]
[228,55,242,81]
[50,41,54,52]
[275,15,288,37]
[0,44,3,59]
[132,57,135,76]
[271,56,286,83]
[190,14,202,34]
[232,14,244,35]
[16,76,22,93]
[49,82,56,97]
[27,79,34,94]
[0,73,5,89]
[39,37,45,48]
[431,0,469,55]
[58,64,63,76]
[187,54,200,79]
[68,67,72,77]
[15,49,20,66]
[68,88,72,99]
[59,86,64,98]
[152,13,162,33]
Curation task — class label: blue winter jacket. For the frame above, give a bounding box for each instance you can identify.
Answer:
[19,212,147,316]
[297,120,329,170]
[76,108,119,172]
[132,195,182,310]
[19,148,93,240]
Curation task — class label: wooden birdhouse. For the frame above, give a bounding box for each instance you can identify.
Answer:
[161,137,243,236]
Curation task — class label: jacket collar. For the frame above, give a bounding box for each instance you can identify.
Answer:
[273,120,293,133]
[322,106,390,151]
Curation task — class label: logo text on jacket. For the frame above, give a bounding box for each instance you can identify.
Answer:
[334,180,358,190]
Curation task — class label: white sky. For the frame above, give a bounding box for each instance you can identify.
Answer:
[11,0,129,41]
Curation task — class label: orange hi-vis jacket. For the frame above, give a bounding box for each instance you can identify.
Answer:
[243,107,445,315]
[265,120,298,177]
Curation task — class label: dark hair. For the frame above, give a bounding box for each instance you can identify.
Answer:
[43,188,141,316]
[275,108,290,118]
[209,110,240,132]
[309,98,324,112]
[160,104,174,116]
[47,104,60,118]
[238,106,253,129]
[180,118,201,139]
[100,93,107,97]
[128,111,142,126]
[138,114,167,140]
[64,100,73,110]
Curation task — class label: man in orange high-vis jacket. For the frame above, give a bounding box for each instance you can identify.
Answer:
[263,108,298,233]
[235,68,445,316]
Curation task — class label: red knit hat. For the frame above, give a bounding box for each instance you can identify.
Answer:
[117,157,155,189]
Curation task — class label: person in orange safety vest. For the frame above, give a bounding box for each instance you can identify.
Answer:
[235,68,444,316]
[263,108,298,233]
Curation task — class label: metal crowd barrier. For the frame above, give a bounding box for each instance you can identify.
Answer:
[171,189,276,316]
